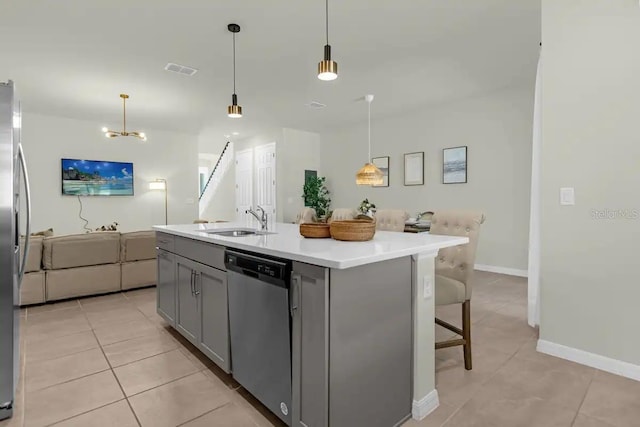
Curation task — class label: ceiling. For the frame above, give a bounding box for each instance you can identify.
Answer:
[0,0,540,144]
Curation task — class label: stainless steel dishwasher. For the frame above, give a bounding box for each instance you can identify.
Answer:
[225,250,293,426]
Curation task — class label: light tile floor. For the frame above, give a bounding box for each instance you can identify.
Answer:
[2,272,638,426]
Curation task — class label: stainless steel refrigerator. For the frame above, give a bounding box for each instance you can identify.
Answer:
[0,81,31,421]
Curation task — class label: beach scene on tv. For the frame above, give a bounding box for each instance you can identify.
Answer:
[62,158,134,196]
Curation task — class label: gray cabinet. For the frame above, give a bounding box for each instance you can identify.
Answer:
[196,262,230,372]
[156,249,176,325]
[169,251,230,373]
[175,256,200,345]
[291,262,329,427]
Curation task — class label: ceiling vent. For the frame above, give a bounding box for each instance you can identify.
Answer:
[164,63,198,76]
[306,101,326,109]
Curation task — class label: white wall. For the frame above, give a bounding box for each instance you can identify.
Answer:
[540,1,640,366]
[21,112,198,235]
[198,147,235,221]
[279,128,322,223]
[320,87,534,271]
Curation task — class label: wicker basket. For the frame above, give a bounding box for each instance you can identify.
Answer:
[299,223,331,238]
[329,219,376,241]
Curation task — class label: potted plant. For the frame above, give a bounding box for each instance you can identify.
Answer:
[302,176,331,220]
[358,198,376,218]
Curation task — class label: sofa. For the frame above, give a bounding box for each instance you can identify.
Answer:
[20,236,46,305]
[19,230,157,305]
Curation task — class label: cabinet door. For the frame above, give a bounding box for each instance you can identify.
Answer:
[175,256,200,345]
[291,262,329,427]
[195,262,230,373]
[156,249,176,326]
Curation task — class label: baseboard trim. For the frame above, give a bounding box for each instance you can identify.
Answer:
[412,389,439,420]
[537,339,640,382]
[474,264,528,278]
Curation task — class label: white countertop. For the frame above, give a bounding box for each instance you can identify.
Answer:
[153,222,468,269]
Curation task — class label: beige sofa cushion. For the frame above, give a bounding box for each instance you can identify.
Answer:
[43,232,120,270]
[375,209,409,232]
[329,208,357,222]
[295,208,317,224]
[121,231,156,262]
[20,235,43,273]
[46,264,121,301]
[20,271,45,305]
[121,259,157,290]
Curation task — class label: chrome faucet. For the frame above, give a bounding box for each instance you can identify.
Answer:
[246,205,268,230]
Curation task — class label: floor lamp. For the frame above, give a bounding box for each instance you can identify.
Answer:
[149,179,168,225]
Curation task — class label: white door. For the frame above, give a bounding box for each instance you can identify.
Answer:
[235,149,253,222]
[254,143,276,220]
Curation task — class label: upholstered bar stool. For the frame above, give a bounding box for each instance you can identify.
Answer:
[329,208,357,222]
[430,211,485,370]
[375,209,409,232]
[295,207,317,224]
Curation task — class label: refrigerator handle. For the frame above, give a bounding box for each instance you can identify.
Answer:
[18,143,31,286]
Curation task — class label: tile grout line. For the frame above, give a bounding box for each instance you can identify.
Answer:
[19,292,166,427]
[569,371,597,426]
[439,404,463,427]
[109,345,182,370]
[41,399,129,427]
[25,345,102,366]
[89,328,143,427]
[24,366,113,395]
[122,368,205,400]
[174,399,247,427]
[24,347,112,394]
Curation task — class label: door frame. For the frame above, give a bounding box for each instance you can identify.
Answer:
[235,148,254,222]
[254,142,277,219]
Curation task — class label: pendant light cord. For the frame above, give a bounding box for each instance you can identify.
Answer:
[232,33,237,94]
[325,0,329,45]
[122,96,126,133]
[368,100,371,161]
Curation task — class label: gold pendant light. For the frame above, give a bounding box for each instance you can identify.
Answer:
[356,94,383,185]
[317,0,338,81]
[101,94,146,141]
[227,23,243,118]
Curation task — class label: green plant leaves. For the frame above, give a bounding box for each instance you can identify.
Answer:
[302,176,331,217]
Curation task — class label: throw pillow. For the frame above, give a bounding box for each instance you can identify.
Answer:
[31,228,54,237]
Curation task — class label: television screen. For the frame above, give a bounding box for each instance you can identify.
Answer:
[61,158,134,196]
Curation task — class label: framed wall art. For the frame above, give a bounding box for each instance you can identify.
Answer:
[404,152,424,186]
[443,146,467,184]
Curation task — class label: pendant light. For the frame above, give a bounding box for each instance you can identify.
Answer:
[227,23,243,118]
[101,94,146,141]
[317,0,338,81]
[356,95,383,186]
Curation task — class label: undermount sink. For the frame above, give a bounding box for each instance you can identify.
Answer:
[202,228,274,237]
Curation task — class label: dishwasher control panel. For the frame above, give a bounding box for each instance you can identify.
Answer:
[224,250,291,286]
[257,263,277,277]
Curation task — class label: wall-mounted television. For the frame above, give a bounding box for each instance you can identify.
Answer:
[61,158,134,196]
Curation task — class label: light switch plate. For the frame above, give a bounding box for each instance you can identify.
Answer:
[560,187,575,205]
[185,198,195,205]
[423,275,433,299]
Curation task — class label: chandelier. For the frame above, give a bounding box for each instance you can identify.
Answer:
[101,94,147,141]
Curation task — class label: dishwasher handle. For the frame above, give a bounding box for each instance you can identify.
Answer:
[242,269,260,279]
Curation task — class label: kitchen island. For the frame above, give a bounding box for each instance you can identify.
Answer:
[153,222,468,427]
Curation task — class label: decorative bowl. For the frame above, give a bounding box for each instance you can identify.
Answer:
[329,219,376,241]
[299,223,331,238]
